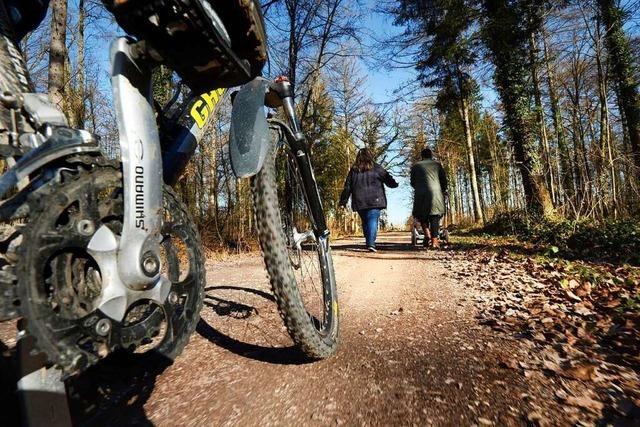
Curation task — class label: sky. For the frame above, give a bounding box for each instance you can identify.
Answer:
[358,8,418,227]
[81,2,418,227]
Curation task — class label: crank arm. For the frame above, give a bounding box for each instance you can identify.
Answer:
[87,225,170,321]
[110,38,163,289]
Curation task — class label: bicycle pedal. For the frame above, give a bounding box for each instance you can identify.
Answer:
[105,0,267,93]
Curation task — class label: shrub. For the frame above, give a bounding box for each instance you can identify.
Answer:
[567,220,640,265]
[482,210,532,237]
[483,211,640,265]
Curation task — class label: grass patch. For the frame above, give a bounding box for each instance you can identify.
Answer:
[477,211,640,265]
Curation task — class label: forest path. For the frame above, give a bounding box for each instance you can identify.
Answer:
[91,231,573,426]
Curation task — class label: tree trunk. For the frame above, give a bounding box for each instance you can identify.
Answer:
[449,169,458,224]
[594,15,617,217]
[486,118,506,210]
[73,0,86,128]
[530,32,556,205]
[599,0,640,180]
[460,96,484,223]
[48,0,68,111]
[286,1,298,94]
[542,30,573,202]
[482,0,555,217]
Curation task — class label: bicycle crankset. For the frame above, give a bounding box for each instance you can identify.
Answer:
[17,161,204,376]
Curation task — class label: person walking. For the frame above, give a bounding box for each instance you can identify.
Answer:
[410,147,448,249]
[339,148,398,252]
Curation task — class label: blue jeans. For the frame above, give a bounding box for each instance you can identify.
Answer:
[358,208,381,248]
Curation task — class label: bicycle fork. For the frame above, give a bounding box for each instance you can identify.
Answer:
[275,81,329,238]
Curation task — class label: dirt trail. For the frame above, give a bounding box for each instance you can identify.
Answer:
[5,232,607,426]
[88,231,551,426]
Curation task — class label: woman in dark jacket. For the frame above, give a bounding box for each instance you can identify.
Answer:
[339,148,398,252]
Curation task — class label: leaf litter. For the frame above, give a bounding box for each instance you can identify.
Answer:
[442,239,640,425]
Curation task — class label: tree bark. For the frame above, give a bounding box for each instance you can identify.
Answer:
[530,32,556,205]
[48,0,68,111]
[73,0,86,128]
[599,0,640,180]
[460,96,484,223]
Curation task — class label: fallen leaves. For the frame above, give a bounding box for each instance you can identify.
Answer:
[444,239,640,425]
[561,363,598,382]
[564,396,604,413]
[477,416,493,426]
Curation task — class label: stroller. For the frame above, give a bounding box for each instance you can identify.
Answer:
[411,216,450,248]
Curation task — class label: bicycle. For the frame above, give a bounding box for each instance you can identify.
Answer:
[0,0,338,422]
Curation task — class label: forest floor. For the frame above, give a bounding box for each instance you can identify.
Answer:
[2,231,639,426]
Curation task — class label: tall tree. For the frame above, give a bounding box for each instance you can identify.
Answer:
[48,0,68,110]
[599,0,640,181]
[392,0,484,223]
[71,0,86,128]
[529,32,555,204]
[541,26,573,202]
[482,0,555,217]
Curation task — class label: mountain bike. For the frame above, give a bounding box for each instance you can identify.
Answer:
[0,0,338,423]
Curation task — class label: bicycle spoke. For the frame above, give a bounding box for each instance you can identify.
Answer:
[275,145,329,329]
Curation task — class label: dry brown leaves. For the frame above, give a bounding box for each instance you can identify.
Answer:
[442,244,640,425]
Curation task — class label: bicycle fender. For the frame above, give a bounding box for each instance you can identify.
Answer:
[229,77,270,178]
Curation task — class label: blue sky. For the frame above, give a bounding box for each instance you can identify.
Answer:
[359,8,418,227]
[83,3,418,227]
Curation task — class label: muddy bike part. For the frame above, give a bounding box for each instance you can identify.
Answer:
[246,76,338,358]
[0,35,206,374]
[104,0,267,93]
[229,76,338,357]
[17,162,204,376]
[252,129,339,358]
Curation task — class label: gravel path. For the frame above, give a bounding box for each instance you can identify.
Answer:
[95,232,547,426]
[3,232,591,426]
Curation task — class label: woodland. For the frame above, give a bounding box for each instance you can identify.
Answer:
[21,0,640,262]
[9,3,640,424]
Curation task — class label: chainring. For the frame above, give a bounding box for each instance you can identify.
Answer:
[0,155,105,321]
[16,162,204,376]
[0,227,22,320]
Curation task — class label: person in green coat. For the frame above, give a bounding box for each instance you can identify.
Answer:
[410,148,448,248]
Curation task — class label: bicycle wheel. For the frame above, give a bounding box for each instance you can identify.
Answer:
[411,224,418,247]
[251,137,338,359]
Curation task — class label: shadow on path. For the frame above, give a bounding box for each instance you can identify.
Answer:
[197,285,308,365]
[332,241,416,253]
[68,350,171,426]
[0,339,19,427]
[331,239,449,261]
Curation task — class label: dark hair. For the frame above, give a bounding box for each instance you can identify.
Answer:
[421,147,433,159]
[352,148,374,172]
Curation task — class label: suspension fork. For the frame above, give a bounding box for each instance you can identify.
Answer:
[275,89,329,238]
[110,38,163,288]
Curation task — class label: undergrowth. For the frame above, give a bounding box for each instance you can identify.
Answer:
[479,210,640,265]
